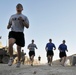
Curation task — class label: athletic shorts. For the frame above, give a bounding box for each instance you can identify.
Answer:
[29,51,35,57]
[47,50,54,57]
[59,52,67,58]
[8,31,25,47]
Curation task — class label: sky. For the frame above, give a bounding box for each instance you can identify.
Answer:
[0,0,76,63]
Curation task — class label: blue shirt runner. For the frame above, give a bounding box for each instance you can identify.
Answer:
[46,43,56,51]
[58,44,67,52]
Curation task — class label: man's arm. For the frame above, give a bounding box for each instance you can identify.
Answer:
[22,21,29,28]
[35,45,38,49]
[58,45,63,52]
[27,44,31,51]
[45,44,48,51]
[66,45,68,52]
[58,45,61,51]
[18,17,29,28]
[7,24,12,29]
[53,44,56,50]
[54,47,56,50]
[58,48,60,50]
[27,45,30,49]
[7,16,12,29]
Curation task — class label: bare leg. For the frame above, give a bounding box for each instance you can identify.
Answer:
[63,56,66,66]
[47,56,50,63]
[60,58,62,62]
[9,38,15,57]
[8,38,15,66]
[22,57,25,65]
[62,56,66,66]
[50,56,53,65]
[23,60,25,65]
[17,45,21,62]
[31,55,34,66]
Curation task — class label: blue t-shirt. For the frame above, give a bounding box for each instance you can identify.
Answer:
[46,43,56,51]
[58,44,67,52]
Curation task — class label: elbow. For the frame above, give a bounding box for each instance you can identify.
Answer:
[27,26,29,29]
[7,25,11,29]
[54,48,56,50]
[7,26,10,29]
[26,24,29,29]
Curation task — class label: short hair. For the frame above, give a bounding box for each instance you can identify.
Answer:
[32,39,34,42]
[16,3,23,8]
[63,40,66,42]
[49,39,52,42]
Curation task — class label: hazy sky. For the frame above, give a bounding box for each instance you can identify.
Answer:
[0,0,76,63]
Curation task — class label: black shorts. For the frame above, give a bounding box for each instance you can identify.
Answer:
[59,52,67,58]
[47,50,54,57]
[29,51,35,57]
[8,31,25,47]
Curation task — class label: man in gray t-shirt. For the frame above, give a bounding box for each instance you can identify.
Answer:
[7,3,29,68]
[28,40,38,66]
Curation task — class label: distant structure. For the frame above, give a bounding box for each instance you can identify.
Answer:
[0,38,17,64]
[72,54,76,66]
[0,41,3,48]
[0,38,39,65]
[53,54,76,66]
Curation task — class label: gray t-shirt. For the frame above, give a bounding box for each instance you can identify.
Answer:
[28,43,37,51]
[8,14,29,32]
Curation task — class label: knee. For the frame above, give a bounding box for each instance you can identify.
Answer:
[9,43,14,47]
[17,47,21,51]
[48,56,50,58]
[17,46,21,52]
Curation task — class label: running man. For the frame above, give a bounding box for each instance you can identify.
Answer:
[58,40,68,66]
[45,39,56,66]
[21,50,26,65]
[7,3,29,67]
[28,40,38,66]
[38,56,41,63]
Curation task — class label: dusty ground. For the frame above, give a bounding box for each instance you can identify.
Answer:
[0,64,76,75]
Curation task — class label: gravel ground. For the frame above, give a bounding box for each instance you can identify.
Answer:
[0,64,76,75]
